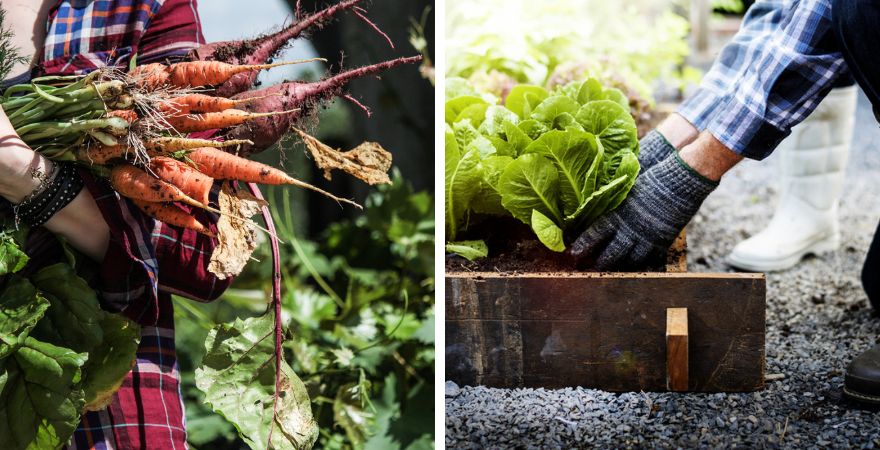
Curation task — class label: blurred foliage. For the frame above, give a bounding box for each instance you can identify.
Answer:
[174,170,434,449]
[446,0,694,102]
[712,0,745,14]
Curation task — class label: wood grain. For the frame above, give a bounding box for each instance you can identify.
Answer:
[666,308,689,391]
[445,272,766,392]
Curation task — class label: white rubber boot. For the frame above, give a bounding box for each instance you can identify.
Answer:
[727,85,858,272]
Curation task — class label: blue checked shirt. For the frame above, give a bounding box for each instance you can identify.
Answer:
[678,0,849,160]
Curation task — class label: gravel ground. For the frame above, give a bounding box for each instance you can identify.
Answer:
[445,91,880,449]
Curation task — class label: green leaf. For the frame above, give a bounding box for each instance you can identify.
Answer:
[333,383,372,448]
[505,85,549,119]
[452,121,495,158]
[0,338,86,450]
[531,210,565,252]
[445,77,480,100]
[478,105,520,138]
[445,129,483,240]
[445,96,487,125]
[0,234,29,276]
[498,153,562,225]
[453,103,489,127]
[471,155,513,216]
[196,313,318,450]
[0,276,48,358]
[80,314,140,411]
[575,100,638,156]
[445,240,489,261]
[530,95,580,125]
[30,264,104,351]
[523,129,601,216]
[517,119,549,140]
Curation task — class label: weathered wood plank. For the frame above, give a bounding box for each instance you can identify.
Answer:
[445,272,766,392]
[666,308,689,391]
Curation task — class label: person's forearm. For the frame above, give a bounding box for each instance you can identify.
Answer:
[657,113,700,149]
[678,131,743,181]
[0,113,110,262]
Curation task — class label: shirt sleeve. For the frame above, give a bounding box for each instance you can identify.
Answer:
[137,0,206,63]
[678,0,848,160]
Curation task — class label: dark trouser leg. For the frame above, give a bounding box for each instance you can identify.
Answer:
[831,0,880,120]
[833,0,880,309]
[862,219,880,311]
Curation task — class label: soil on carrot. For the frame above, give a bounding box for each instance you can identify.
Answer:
[445,216,669,274]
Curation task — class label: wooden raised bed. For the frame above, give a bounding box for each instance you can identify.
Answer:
[445,234,767,392]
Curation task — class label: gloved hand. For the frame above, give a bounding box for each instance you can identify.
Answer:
[569,151,718,270]
[638,129,676,172]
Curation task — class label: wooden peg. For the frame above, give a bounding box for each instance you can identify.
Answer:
[666,307,689,391]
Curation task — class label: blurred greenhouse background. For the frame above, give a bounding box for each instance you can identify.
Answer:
[177,1,435,449]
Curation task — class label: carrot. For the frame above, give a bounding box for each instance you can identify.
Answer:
[130,63,170,90]
[160,94,239,115]
[110,165,210,210]
[131,199,215,237]
[187,147,361,208]
[144,137,253,152]
[106,110,138,123]
[149,156,214,205]
[166,108,296,133]
[166,60,321,88]
[76,144,131,165]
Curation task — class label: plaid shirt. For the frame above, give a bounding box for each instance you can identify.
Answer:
[14,1,233,448]
[677,0,849,160]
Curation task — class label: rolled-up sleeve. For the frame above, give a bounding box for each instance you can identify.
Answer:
[678,0,848,160]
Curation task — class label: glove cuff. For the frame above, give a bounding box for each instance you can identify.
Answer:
[650,151,719,201]
[638,130,676,171]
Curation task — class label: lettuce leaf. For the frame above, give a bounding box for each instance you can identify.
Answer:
[523,129,601,216]
[575,100,638,156]
[498,153,562,225]
[445,126,483,240]
[531,210,565,252]
[505,84,549,119]
[445,240,489,261]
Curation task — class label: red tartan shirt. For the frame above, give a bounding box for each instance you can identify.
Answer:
[15,1,233,448]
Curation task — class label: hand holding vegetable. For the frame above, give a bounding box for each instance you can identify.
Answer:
[568,151,717,270]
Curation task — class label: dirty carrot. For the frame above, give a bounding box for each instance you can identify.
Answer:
[110,165,210,210]
[131,199,215,237]
[106,109,138,123]
[149,156,214,205]
[130,63,170,89]
[187,147,361,208]
[76,144,130,165]
[166,59,324,88]
[143,137,253,152]
[166,109,296,133]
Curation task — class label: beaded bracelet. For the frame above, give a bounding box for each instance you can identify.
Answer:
[14,163,84,228]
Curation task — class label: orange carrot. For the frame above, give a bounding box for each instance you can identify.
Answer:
[187,147,361,208]
[77,144,131,165]
[166,60,318,88]
[130,63,170,90]
[131,199,215,237]
[149,156,214,205]
[110,165,208,210]
[166,109,295,133]
[106,110,138,123]
[144,137,253,152]
[159,94,241,115]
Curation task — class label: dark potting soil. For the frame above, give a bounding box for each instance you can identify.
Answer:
[445,216,669,274]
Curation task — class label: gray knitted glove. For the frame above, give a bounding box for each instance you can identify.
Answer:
[569,151,718,270]
[638,130,676,172]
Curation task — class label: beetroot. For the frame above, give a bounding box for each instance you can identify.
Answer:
[191,0,363,97]
[221,55,422,155]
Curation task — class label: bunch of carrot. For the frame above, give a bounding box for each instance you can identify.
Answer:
[1,0,422,246]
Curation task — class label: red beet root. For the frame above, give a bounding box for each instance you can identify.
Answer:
[191,0,363,97]
[221,55,423,155]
